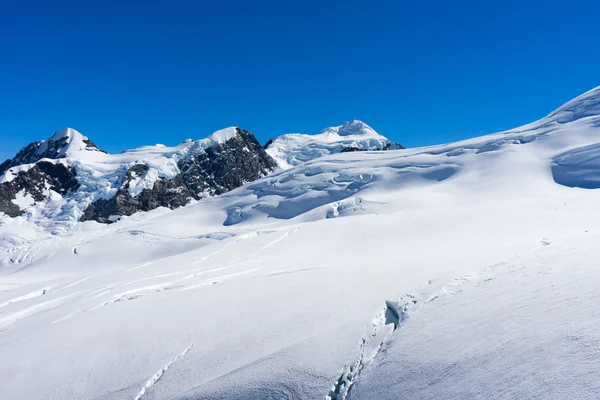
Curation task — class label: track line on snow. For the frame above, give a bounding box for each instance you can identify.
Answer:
[260,227,299,250]
[0,290,86,329]
[55,276,95,292]
[0,287,50,310]
[133,344,193,400]
[179,268,260,291]
[127,262,154,272]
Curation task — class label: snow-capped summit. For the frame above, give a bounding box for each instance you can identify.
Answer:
[46,127,101,157]
[265,120,403,169]
[319,120,381,137]
[545,85,600,124]
[50,127,82,140]
[0,127,101,176]
[203,126,238,144]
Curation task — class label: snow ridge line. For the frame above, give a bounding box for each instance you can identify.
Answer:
[133,344,193,400]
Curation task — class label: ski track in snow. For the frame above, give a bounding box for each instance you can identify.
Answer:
[55,276,95,291]
[133,344,193,400]
[260,227,299,250]
[50,264,263,324]
[127,262,154,272]
[0,287,50,309]
[0,290,87,330]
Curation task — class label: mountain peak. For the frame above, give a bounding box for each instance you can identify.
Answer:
[0,128,102,176]
[319,120,381,137]
[338,120,378,136]
[204,126,239,144]
[265,120,397,169]
[50,127,82,141]
[45,127,100,157]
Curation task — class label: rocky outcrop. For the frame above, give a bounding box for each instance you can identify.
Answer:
[340,142,405,152]
[180,128,277,195]
[80,166,193,223]
[0,162,79,217]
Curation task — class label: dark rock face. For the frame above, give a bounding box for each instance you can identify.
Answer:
[383,142,405,150]
[264,138,275,149]
[1,127,275,223]
[0,142,43,176]
[0,162,79,217]
[340,146,366,153]
[80,165,194,223]
[181,128,277,196]
[80,128,277,223]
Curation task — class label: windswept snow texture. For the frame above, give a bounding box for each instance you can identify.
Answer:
[265,120,398,169]
[2,86,600,399]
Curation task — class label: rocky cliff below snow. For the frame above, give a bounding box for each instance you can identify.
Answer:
[0,127,276,228]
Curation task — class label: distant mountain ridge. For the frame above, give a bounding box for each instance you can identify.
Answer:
[0,127,276,229]
[0,120,403,228]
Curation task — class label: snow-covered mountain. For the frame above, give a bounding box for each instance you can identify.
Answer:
[0,127,276,230]
[2,86,600,400]
[265,120,403,169]
[0,127,103,175]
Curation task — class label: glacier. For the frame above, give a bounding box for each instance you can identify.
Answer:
[1,86,600,399]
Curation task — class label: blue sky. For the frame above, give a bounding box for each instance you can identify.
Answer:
[1,0,599,160]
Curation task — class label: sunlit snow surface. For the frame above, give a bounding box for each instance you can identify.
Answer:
[2,88,600,399]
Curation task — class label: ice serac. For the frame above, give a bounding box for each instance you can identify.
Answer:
[0,126,276,226]
[265,120,404,169]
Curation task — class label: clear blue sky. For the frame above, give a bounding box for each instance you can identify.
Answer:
[1,0,599,160]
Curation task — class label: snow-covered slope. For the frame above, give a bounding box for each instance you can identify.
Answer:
[265,120,403,169]
[1,86,600,399]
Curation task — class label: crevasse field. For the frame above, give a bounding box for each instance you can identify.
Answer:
[2,86,600,399]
